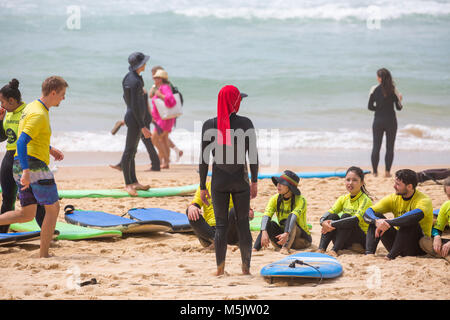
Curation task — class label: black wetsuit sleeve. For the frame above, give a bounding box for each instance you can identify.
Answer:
[126,84,145,129]
[331,215,359,229]
[246,118,259,183]
[393,92,403,111]
[0,120,7,142]
[199,119,213,190]
[386,209,424,228]
[368,92,376,111]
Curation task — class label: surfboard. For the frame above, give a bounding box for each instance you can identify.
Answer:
[250,211,311,231]
[64,210,172,234]
[57,184,198,199]
[207,171,370,180]
[260,252,343,281]
[128,208,192,233]
[10,219,122,240]
[0,231,41,245]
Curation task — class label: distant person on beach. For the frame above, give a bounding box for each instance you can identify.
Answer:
[364,169,433,260]
[368,68,403,178]
[150,68,178,169]
[0,76,67,258]
[317,166,371,256]
[199,85,258,276]
[186,181,254,250]
[419,177,450,262]
[119,52,152,196]
[0,79,46,233]
[149,66,183,165]
[253,170,312,255]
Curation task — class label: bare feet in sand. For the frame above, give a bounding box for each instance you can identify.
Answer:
[125,184,138,196]
[133,183,150,191]
[109,164,122,171]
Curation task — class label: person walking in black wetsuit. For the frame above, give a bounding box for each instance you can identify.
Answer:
[368,68,403,178]
[120,52,153,196]
[199,85,258,276]
[0,79,46,233]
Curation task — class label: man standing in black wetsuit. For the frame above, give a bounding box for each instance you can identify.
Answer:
[120,52,152,196]
[199,85,258,276]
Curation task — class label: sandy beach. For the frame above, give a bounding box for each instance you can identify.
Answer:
[0,163,448,301]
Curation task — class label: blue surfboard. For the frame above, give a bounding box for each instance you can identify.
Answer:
[64,209,172,234]
[260,252,343,280]
[0,231,41,245]
[208,170,370,180]
[128,208,192,233]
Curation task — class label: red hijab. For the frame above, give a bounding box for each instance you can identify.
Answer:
[217,85,242,145]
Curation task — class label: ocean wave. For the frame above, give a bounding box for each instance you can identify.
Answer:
[50,124,450,159]
[2,0,450,20]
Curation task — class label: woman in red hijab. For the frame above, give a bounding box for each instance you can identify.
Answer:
[199,85,259,276]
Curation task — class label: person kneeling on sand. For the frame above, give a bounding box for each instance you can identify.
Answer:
[186,181,254,250]
[318,166,372,256]
[419,177,450,262]
[364,169,433,260]
[253,170,312,255]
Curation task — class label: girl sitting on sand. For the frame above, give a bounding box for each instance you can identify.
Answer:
[318,166,372,256]
[253,170,312,255]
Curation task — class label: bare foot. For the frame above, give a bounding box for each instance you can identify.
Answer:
[316,248,326,253]
[214,263,225,276]
[384,171,391,178]
[280,247,290,255]
[125,184,138,196]
[242,266,251,275]
[133,183,150,191]
[328,250,338,257]
[109,164,122,171]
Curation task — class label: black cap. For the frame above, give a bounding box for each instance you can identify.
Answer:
[128,52,150,71]
[271,170,301,196]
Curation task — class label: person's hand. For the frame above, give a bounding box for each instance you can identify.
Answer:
[321,220,335,234]
[375,219,391,238]
[250,182,258,199]
[20,169,31,191]
[0,108,6,120]
[261,230,270,249]
[187,205,201,221]
[276,232,289,246]
[143,88,147,95]
[248,208,254,220]
[433,236,442,256]
[440,240,450,258]
[50,147,64,161]
[141,127,151,139]
[200,189,211,207]
[155,90,165,100]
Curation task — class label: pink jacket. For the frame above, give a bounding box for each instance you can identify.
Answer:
[151,84,177,132]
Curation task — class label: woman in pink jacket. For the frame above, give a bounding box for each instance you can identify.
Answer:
[151,69,177,169]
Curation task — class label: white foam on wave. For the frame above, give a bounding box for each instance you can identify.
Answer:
[51,123,450,159]
[2,0,450,20]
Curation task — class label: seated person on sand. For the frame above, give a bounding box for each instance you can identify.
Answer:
[253,170,312,255]
[318,166,372,257]
[419,177,450,262]
[186,181,254,250]
[363,169,433,260]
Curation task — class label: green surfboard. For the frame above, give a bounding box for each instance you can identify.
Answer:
[10,219,122,240]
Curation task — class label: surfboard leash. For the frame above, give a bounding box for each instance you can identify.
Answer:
[288,259,323,286]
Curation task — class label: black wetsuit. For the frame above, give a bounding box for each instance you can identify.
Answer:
[120,70,148,185]
[199,113,258,270]
[364,206,426,259]
[186,206,239,247]
[318,213,366,252]
[368,85,402,174]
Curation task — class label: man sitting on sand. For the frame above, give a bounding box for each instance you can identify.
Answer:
[364,169,433,260]
[419,177,450,261]
[186,181,254,250]
[0,76,67,258]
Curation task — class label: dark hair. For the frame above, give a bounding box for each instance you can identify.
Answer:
[395,169,418,189]
[346,166,372,199]
[0,78,22,103]
[42,76,68,96]
[377,68,395,98]
[276,194,297,215]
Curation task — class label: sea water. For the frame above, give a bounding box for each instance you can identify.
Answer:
[0,0,449,166]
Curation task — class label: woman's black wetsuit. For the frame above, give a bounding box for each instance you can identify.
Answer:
[199,113,258,270]
[368,85,402,175]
